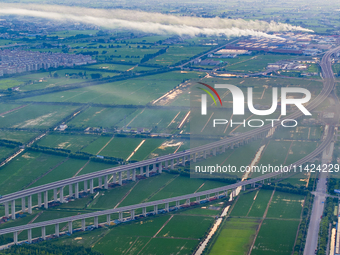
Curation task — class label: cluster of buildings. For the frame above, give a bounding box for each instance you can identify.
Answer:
[225,32,339,56]
[0,50,96,76]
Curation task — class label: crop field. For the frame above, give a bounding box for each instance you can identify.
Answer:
[0,151,66,195]
[37,133,98,152]
[152,139,189,157]
[251,219,300,255]
[266,191,304,219]
[98,137,144,160]
[247,190,273,217]
[284,141,318,165]
[157,215,214,239]
[0,104,78,129]
[147,45,210,66]
[222,54,297,73]
[209,218,260,255]
[84,63,155,72]
[115,108,189,132]
[230,190,259,217]
[0,146,15,160]
[0,103,24,113]
[41,204,218,255]
[20,71,202,105]
[273,126,323,140]
[0,130,40,143]
[68,106,137,128]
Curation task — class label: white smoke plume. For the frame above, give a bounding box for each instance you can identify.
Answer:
[0,4,313,38]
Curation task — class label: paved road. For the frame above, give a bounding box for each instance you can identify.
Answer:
[303,46,340,255]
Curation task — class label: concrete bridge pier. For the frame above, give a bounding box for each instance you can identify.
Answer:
[55,223,59,237]
[90,179,94,194]
[171,159,174,170]
[104,175,108,189]
[146,165,150,177]
[38,193,42,207]
[84,180,88,193]
[44,191,48,209]
[75,183,79,199]
[107,214,110,224]
[68,221,73,234]
[98,176,102,189]
[21,197,25,213]
[11,200,15,219]
[132,169,136,181]
[119,172,123,185]
[94,216,98,228]
[28,195,32,214]
[159,163,162,173]
[27,229,32,243]
[81,219,86,231]
[42,226,46,240]
[13,231,18,244]
[4,202,9,218]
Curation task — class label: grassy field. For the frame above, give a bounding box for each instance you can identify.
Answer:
[0,130,40,143]
[251,219,300,255]
[37,134,98,152]
[209,218,259,255]
[147,45,210,66]
[0,151,66,195]
[19,71,202,105]
[68,107,138,128]
[0,104,78,129]
[266,191,304,219]
[248,190,273,218]
[230,190,259,217]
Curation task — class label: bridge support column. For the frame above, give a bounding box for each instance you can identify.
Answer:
[112,173,116,184]
[21,197,25,213]
[242,185,245,191]
[176,201,180,208]
[75,183,79,199]
[84,180,88,193]
[55,223,59,237]
[42,226,46,240]
[119,172,123,185]
[196,196,200,202]
[11,200,15,219]
[28,195,32,214]
[4,202,9,218]
[230,144,234,150]
[182,156,186,166]
[90,179,94,194]
[203,151,207,159]
[38,193,42,207]
[94,216,98,228]
[81,219,86,231]
[69,184,73,197]
[193,153,196,163]
[132,169,136,181]
[171,159,174,170]
[153,163,156,172]
[131,210,135,220]
[165,203,169,212]
[68,221,73,234]
[28,229,32,243]
[119,212,123,221]
[107,214,111,225]
[165,160,168,169]
[154,205,158,214]
[159,163,162,173]
[54,188,58,202]
[98,177,102,189]
[13,232,18,245]
[213,148,216,156]
[60,187,64,203]
[146,165,150,177]
[143,207,147,217]
[222,145,226,153]
[127,170,130,180]
[44,191,48,209]
[104,175,108,189]
[251,182,255,188]
[140,167,143,175]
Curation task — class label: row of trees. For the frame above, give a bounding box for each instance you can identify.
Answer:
[140,47,168,63]
[0,243,102,255]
